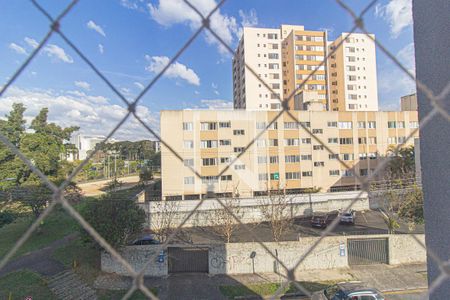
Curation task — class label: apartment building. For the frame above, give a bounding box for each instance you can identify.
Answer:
[160,110,419,200]
[401,93,418,111]
[233,27,284,110]
[328,33,379,111]
[232,25,378,112]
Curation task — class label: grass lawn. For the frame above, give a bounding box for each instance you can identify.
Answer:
[52,236,101,285]
[0,270,56,300]
[0,207,77,259]
[219,281,332,299]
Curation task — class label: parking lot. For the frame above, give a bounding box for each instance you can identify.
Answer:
[173,210,424,244]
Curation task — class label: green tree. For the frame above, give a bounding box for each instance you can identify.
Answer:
[385,145,415,179]
[0,104,80,216]
[398,185,424,224]
[80,193,146,248]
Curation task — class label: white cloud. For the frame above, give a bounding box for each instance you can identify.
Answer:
[74,81,91,90]
[134,82,145,90]
[211,82,218,89]
[9,43,27,55]
[43,44,74,63]
[148,0,239,54]
[194,90,200,95]
[375,0,412,38]
[98,44,104,54]
[24,37,38,49]
[87,20,106,37]
[0,86,159,140]
[145,55,200,86]
[237,9,258,38]
[199,99,232,110]
[378,42,416,109]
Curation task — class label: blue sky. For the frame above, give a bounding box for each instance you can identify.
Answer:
[0,0,416,140]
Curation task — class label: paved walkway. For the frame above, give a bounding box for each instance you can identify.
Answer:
[0,233,77,277]
[94,263,428,299]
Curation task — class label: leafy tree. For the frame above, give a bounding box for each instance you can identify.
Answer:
[80,193,146,248]
[0,104,80,217]
[398,185,424,224]
[139,167,153,186]
[385,145,415,179]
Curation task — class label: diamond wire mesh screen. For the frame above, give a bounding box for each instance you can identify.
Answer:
[0,0,449,299]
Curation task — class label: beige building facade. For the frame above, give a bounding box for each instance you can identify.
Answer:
[161,110,419,200]
[233,25,379,112]
[401,93,418,111]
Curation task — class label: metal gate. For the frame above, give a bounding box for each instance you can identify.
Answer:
[348,238,389,265]
[168,247,209,273]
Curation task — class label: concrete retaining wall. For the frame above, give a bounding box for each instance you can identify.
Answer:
[101,234,426,276]
[139,191,369,229]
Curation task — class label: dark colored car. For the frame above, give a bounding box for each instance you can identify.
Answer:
[131,234,160,245]
[311,214,329,228]
[312,281,385,300]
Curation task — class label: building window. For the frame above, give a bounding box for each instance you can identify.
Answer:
[398,136,407,144]
[259,173,268,181]
[329,170,340,176]
[219,121,231,128]
[368,121,376,129]
[409,121,419,128]
[388,121,397,129]
[220,157,231,164]
[302,171,313,177]
[358,137,367,144]
[219,139,231,146]
[342,153,354,161]
[201,140,218,148]
[339,138,353,145]
[359,153,367,160]
[299,122,311,128]
[313,145,324,150]
[268,53,279,59]
[284,122,299,129]
[301,138,311,144]
[234,147,245,153]
[202,176,218,183]
[397,121,405,128]
[183,140,194,149]
[329,154,339,160]
[256,139,266,147]
[314,161,325,167]
[184,177,195,185]
[285,155,300,163]
[327,121,338,128]
[338,121,352,129]
[256,122,266,129]
[360,169,368,176]
[284,138,300,146]
[342,170,354,177]
[387,137,397,144]
[357,121,366,129]
[328,138,338,144]
[233,129,245,135]
[269,156,279,164]
[234,164,245,170]
[269,139,278,147]
[221,175,232,181]
[286,172,301,180]
[258,156,267,164]
[368,152,377,159]
[369,137,377,144]
[267,33,278,39]
[202,158,217,166]
[268,63,279,69]
[312,129,323,134]
[183,159,194,167]
[301,154,312,160]
[200,122,217,130]
[183,122,193,131]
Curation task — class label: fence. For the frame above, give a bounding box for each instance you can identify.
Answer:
[139,191,369,229]
[0,0,449,299]
[101,234,426,276]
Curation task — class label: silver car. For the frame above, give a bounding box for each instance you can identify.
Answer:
[312,281,385,300]
[339,210,356,224]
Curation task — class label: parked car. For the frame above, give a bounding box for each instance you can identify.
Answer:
[312,281,385,300]
[311,213,329,228]
[339,210,356,225]
[131,234,160,245]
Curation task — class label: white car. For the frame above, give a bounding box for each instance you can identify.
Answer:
[339,210,356,224]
